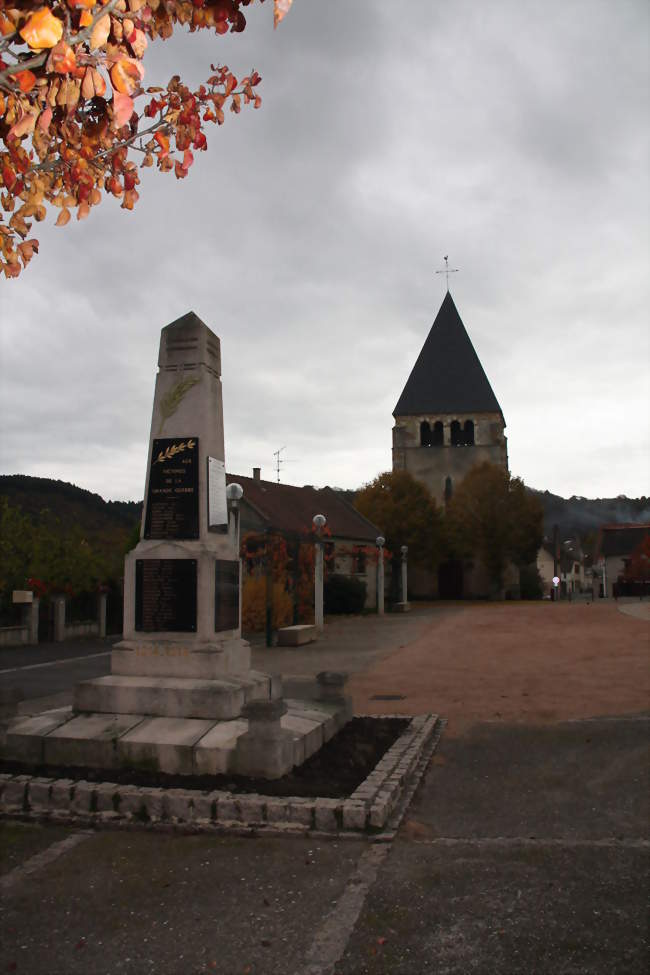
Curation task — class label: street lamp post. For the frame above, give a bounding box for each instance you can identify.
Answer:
[313,514,327,631]
[226,482,244,637]
[401,544,409,604]
[376,536,385,616]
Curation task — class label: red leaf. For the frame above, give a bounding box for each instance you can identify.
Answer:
[38,107,53,132]
[112,92,134,128]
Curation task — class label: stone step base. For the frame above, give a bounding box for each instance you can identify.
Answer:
[3,699,350,778]
[72,671,280,720]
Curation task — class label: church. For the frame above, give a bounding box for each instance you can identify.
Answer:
[392,290,508,504]
[392,289,515,598]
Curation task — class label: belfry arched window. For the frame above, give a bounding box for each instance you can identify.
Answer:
[420,421,432,446]
[432,421,444,446]
[450,420,462,446]
[463,420,475,446]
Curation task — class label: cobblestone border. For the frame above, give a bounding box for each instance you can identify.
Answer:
[0,714,441,837]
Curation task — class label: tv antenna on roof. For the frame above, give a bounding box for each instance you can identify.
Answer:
[435,255,459,291]
[273,446,295,483]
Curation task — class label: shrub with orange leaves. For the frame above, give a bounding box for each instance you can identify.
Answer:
[241,575,293,632]
[0,0,294,278]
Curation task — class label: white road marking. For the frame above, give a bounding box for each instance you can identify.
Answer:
[298,843,390,975]
[0,651,111,675]
[0,831,93,891]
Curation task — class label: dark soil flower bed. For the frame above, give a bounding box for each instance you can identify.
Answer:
[1,716,409,799]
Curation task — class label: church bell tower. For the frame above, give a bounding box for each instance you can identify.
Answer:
[392,291,508,505]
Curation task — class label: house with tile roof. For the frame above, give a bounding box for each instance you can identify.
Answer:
[596,523,650,597]
[226,470,383,611]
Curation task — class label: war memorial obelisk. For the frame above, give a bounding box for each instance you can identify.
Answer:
[5,313,349,778]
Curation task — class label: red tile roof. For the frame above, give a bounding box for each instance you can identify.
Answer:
[226,474,380,542]
[597,523,650,559]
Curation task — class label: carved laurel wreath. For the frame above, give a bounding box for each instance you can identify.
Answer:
[157,376,201,434]
[154,439,196,464]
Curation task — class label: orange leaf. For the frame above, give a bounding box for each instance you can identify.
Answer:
[110,58,143,95]
[89,14,110,51]
[49,42,77,74]
[56,207,71,226]
[121,188,139,210]
[8,112,37,140]
[154,130,170,157]
[4,261,22,279]
[81,67,106,100]
[20,7,63,50]
[112,92,134,127]
[13,70,37,94]
[0,14,15,37]
[79,10,93,27]
[17,239,38,267]
[77,201,90,221]
[274,0,293,29]
[128,27,147,58]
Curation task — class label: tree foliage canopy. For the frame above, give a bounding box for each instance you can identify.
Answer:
[0,496,118,609]
[354,470,444,568]
[0,0,293,277]
[446,462,543,589]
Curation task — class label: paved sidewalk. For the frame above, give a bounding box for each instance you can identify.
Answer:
[1,601,648,974]
[617,599,650,621]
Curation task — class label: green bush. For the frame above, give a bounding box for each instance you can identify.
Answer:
[324,574,367,614]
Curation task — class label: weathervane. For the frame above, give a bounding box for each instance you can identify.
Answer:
[435,255,459,291]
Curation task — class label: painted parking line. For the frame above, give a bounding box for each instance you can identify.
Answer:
[299,844,390,975]
[0,832,93,892]
[0,651,111,676]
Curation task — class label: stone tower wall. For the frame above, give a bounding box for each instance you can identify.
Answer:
[392,410,508,506]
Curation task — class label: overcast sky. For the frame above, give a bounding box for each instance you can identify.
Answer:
[1,0,648,503]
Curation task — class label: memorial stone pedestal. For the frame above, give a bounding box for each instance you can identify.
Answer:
[4,313,350,778]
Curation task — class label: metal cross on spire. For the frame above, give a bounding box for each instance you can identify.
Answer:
[435,255,459,291]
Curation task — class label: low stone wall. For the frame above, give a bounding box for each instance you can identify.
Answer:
[0,714,442,837]
[0,626,30,648]
[64,621,99,640]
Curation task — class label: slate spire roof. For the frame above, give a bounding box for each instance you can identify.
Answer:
[393,291,504,420]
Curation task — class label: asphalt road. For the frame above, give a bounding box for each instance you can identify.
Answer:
[1,714,647,975]
[0,637,115,707]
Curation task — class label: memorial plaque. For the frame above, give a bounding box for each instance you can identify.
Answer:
[144,437,199,539]
[207,456,228,531]
[135,559,197,632]
[215,560,239,632]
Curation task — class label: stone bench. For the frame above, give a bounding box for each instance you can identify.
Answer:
[277,624,317,647]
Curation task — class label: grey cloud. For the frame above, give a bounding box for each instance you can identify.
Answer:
[0,0,648,501]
